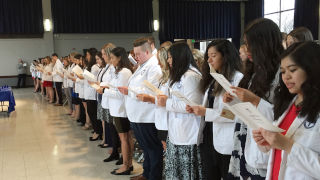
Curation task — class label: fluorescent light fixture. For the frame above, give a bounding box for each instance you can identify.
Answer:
[153,20,159,31]
[44,19,52,32]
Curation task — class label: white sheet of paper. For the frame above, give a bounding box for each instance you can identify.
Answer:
[72,65,83,76]
[225,102,284,132]
[83,69,97,82]
[128,54,137,65]
[210,73,237,97]
[100,82,116,89]
[171,91,198,106]
[143,80,163,95]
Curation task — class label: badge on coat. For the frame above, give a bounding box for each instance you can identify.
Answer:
[220,108,235,120]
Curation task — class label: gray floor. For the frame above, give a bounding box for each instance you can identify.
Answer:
[0,88,142,180]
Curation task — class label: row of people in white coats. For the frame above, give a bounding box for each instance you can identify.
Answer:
[37,18,320,180]
[31,54,64,105]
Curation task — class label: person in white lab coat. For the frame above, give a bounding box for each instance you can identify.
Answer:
[136,46,171,150]
[223,18,284,179]
[118,37,162,180]
[103,47,134,175]
[157,42,204,179]
[51,53,64,106]
[186,39,243,180]
[42,57,54,103]
[83,48,102,140]
[252,42,320,180]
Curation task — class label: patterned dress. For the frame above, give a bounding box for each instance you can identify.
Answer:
[165,140,205,180]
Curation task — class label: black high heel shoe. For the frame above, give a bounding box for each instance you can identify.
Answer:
[110,168,131,175]
[103,154,119,162]
[89,134,102,141]
[114,166,133,172]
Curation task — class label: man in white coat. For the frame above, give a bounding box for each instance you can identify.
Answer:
[51,53,64,105]
[118,37,162,180]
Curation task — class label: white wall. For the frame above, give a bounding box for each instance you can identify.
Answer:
[53,33,151,57]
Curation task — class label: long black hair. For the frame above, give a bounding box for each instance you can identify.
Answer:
[86,48,97,71]
[239,18,284,99]
[96,51,106,68]
[111,47,133,74]
[200,39,242,94]
[168,42,199,87]
[274,42,320,123]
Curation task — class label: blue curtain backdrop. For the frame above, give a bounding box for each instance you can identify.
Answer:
[51,0,153,33]
[0,0,43,34]
[294,0,319,39]
[159,0,241,47]
[244,0,264,25]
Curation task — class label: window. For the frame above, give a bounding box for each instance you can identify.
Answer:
[264,0,295,33]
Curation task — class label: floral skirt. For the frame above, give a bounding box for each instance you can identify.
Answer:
[97,102,111,123]
[165,140,205,180]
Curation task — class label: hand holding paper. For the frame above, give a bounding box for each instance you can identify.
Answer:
[230,87,261,106]
[225,102,284,132]
[72,65,84,76]
[156,94,168,107]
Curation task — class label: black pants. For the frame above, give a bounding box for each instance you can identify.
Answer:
[109,122,120,155]
[86,100,102,135]
[131,122,163,180]
[200,122,231,180]
[200,122,215,179]
[79,100,86,124]
[212,147,231,180]
[104,121,112,145]
[17,74,26,88]
[54,82,63,104]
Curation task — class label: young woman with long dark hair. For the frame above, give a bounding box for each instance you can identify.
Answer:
[186,39,243,179]
[253,41,320,180]
[104,47,134,175]
[224,18,284,179]
[157,42,204,179]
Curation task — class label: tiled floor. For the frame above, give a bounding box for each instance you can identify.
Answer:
[0,88,142,180]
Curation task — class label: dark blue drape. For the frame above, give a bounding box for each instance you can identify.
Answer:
[51,0,153,33]
[244,0,264,25]
[294,0,319,39]
[159,0,241,47]
[0,0,43,34]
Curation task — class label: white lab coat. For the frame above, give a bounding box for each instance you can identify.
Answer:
[244,70,280,169]
[154,82,169,131]
[42,64,53,81]
[84,64,100,100]
[67,64,75,88]
[101,65,114,109]
[166,66,203,145]
[125,55,162,123]
[198,71,243,154]
[260,97,320,180]
[52,59,64,82]
[105,68,132,117]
